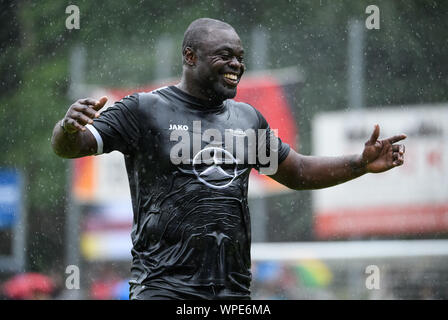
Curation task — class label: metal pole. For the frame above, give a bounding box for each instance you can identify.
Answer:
[347,19,365,110]
[64,44,86,299]
[13,170,26,272]
[155,35,174,81]
[68,45,86,100]
[250,196,267,242]
[64,182,82,299]
[250,26,268,71]
[250,26,269,242]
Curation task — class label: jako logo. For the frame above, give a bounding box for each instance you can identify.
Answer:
[169,124,189,131]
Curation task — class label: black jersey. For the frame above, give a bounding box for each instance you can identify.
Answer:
[87,86,290,299]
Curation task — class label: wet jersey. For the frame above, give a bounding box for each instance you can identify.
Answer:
[87,86,290,299]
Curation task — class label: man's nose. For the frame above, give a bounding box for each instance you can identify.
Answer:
[229,57,242,70]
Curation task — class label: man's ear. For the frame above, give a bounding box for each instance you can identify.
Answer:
[183,47,197,66]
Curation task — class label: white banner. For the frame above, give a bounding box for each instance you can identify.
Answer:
[312,104,448,238]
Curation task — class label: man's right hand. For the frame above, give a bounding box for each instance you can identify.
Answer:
[62,96,108,134]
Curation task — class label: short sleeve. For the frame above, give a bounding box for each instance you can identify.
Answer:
[87,93,141,155]
[254,108,290,174]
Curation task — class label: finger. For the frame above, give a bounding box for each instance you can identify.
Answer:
[393,154,404,166]
[91,96,108,113]
[78,98,99,106]
[73,105,98,119]
[368,124,380,144]
[392,144,405,154]
[73,111,94,126]
[83,106,98,119]
[393,152,404,162]
[387,134,407,144]
[66,118,86,132]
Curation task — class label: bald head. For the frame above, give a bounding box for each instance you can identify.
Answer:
[177,18,244,104]
[182,18,236,58]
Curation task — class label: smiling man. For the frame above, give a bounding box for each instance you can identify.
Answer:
[177,19,245,105]
[51,18,406,300]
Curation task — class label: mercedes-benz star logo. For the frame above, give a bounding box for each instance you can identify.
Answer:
[192,147,239,189]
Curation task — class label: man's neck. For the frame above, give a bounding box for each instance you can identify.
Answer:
[176,77,223,107]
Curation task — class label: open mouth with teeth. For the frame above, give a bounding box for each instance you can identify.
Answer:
[223,73,240,87]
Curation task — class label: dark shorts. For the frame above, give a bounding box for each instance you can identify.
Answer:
[129,283,251,300]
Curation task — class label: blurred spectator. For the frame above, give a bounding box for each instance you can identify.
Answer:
[1,273,55,300]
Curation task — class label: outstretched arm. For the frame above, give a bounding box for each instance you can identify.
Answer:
[270,124,406,190]
[51,97,108,158]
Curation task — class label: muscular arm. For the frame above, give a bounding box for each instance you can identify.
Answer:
[51,97,107,159]
[51,121,98,158]
[271,151,367,190]
[270,124,406,190]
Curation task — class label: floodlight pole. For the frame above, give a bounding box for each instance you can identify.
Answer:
[348,19,365,110]
[155,35,175,81]
[65,44,86,299]
[347,19,366,298]
[250,26,269,242]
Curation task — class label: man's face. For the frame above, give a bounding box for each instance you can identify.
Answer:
[193,28,245,103]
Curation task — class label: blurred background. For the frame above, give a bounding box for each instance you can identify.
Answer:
[1,0,447,300]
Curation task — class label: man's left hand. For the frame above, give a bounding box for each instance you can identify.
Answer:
[361,124,407,173]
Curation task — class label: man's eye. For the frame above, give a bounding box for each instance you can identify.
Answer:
[237,57,244,63]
